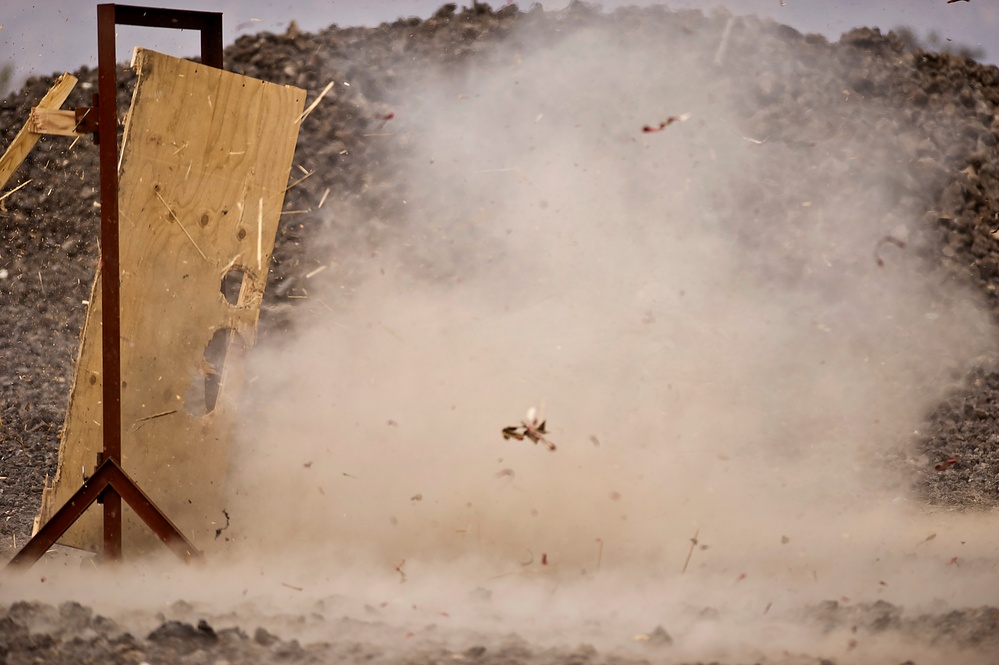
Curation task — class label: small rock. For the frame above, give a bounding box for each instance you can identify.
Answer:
[253,627,279,647]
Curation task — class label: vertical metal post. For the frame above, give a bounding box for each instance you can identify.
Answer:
[96,3,123,562]
[5,4,222,571]
[201,13,224,69]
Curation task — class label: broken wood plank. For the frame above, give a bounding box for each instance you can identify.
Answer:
[27,108,87,136]
[0,73,77,191]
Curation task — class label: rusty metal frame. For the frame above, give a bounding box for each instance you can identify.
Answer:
[7,4,223,570]
[7,459,198,567]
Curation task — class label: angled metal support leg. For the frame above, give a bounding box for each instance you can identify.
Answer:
[6,459,202,569]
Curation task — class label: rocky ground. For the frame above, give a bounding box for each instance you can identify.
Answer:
[0,596,996,665]
[3,2,999,663]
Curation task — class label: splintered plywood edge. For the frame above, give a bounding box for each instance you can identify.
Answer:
[37,50,305,552]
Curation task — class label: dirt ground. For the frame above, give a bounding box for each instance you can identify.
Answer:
[3,3,999,663]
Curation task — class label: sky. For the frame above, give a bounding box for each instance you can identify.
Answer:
[1,0,998,93]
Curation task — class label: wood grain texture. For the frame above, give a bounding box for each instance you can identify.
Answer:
[27,109,85,137]
[37,50,305,553]
[0,73,77,191]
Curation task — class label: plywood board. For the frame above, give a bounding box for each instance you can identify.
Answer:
[37,49,305,552]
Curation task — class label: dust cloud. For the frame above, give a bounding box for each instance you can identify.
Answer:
[229,15,999,577]
[7,9,999,663]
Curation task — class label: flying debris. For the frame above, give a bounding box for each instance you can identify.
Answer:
[874,235,906,267]
[642,114,690,133]
[375,111,395,130]
[502,407,556,451]
[946,0,970,4]
[935,458,958,472]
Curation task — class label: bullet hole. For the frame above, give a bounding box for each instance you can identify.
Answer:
[185,328,244,416]
[221,268,246,306]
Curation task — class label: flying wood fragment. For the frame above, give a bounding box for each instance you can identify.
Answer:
[682,527,700,574]
[502,406,556,451]
[284,169,314,192]
[213,509,230,539]
[0,179,31,205]
[874,235,906,267]
[642,114,690,133]
[294,80,335,125]
[235,18,263,31]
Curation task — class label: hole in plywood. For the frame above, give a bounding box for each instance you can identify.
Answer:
[185,328,244,416]
[221,268,245,306]
[202,328,230,414]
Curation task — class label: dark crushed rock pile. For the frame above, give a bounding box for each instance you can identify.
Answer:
[1,599,998,665]
[806,599,999,650]
[0,599,681,665]
[2,2,999,553]
[919,367,999,504]
[0,601,385,665]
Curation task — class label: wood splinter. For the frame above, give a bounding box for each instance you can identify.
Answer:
[682,527,700,574]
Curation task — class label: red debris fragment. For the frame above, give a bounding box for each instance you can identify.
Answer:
[935,458,958,472]
[375,112,395,130]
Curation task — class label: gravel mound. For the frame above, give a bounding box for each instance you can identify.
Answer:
[3,3,999,661]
